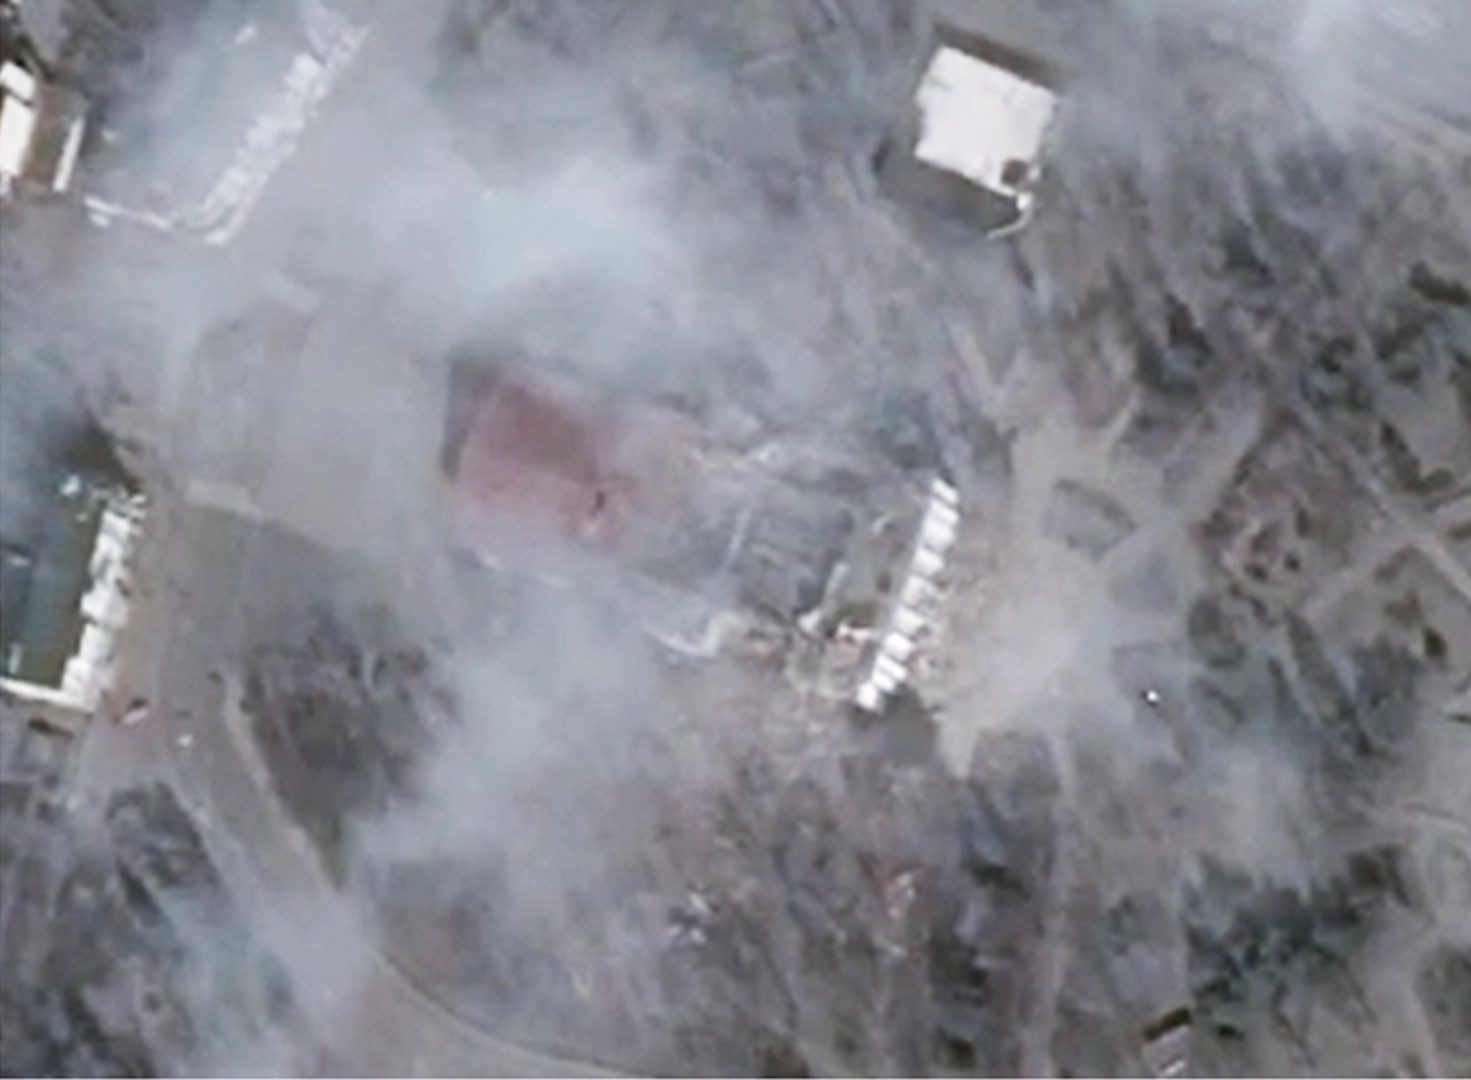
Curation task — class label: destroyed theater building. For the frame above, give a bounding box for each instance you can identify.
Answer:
[440,361,961,712]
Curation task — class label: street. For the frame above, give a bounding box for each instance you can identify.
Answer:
[56,0,631,1072]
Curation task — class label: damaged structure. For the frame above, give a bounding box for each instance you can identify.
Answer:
[877,28,1061,237]
[440,361,961,713]
[74,0,368,244]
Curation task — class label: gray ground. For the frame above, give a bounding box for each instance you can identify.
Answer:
[2,0,1469,1076]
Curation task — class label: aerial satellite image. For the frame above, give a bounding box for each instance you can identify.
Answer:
[1,0,1468,1076]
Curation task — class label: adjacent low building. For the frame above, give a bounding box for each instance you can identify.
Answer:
[0,46,86,200]
[75,0,368,245]
[877,28,1061,238]
[0,470,144,715]
[441,361,961,713]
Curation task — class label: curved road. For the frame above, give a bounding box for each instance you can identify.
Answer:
[123,497,620,1077]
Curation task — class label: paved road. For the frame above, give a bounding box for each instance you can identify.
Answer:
[110,499,619,1076]
[79,1,627,1073]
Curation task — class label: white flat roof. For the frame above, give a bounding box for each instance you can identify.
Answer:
[0,95,38,181]
[913,45,1058,197]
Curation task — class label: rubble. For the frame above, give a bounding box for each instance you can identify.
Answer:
[3,0,1471,1075]
[1041,477,1136,559]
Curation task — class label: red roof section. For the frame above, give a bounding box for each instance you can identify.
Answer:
[448,371,704,574]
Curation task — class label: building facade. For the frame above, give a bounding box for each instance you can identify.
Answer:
[0,469,144,715]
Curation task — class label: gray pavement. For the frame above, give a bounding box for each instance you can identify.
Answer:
[64,0,632,1071]
[101,498,620,1076]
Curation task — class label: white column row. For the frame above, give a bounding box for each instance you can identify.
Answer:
[854,476,959,712]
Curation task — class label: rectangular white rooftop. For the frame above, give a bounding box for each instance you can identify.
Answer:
[0,94,38,184]
[913,44,1058,197]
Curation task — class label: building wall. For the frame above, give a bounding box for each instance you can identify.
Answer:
[0,476,143,714]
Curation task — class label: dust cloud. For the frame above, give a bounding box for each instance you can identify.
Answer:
[4,0,1470,1075]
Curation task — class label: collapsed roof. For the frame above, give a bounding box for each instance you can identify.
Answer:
[440,362,963,710]
[914,45,1057,202]
[0,56,85,198]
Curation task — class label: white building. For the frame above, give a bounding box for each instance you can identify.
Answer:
[879,31,1061,237]
[0,475,145,715]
